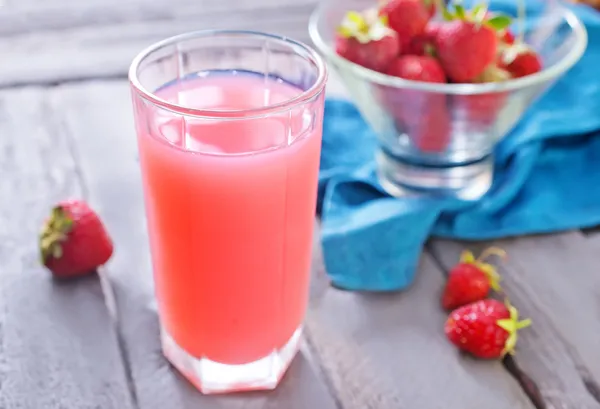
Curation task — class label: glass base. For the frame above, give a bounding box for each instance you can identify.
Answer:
[160,326,302,394]
[376,149,493,200]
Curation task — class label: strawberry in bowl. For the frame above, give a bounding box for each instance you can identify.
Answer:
[309,0,587,199]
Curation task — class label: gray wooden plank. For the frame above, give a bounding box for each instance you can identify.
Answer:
[0,0,313,35]
[55,80,339,409]
[0,0,319,86]
[305,255,535,409]
[0,87,135,409]
[429,234,600,409]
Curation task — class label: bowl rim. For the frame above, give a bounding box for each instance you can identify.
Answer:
[308,3,588,95]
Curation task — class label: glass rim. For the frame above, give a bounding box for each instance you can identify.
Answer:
[308,4,587,95]
[129,30,328,119]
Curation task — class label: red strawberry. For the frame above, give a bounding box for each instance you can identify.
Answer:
[499,44,543,78]
[380,56,450,152]
[380,88,451,153]
[336,10,401,72]
[39,200,114,278]
[386,55,447,83]
[435,20,498,83]
[481,11,515,46]
[453,91,507,131]
[378,0,436,15]
[445,299,531,359]
[441,247,505,310]
[500,29,515,45]
[414,0,436,17]
[413,105,451,152]
[453,65,510,127]
[405,22,441,56]
[379,0,432,48]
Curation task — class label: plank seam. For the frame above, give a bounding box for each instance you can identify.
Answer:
[502,356,546,409]
[302,330,346,409]
[584,378,600,404]
[0,74,128,90]
[109,304,141,409]
[58,99,140,409]
[427,241,600,408]
[574,230,600,403]
[53,96,90,200]
[560,340,600,405]
[425,243,548,409]
[0,296,5,403]
[0,3,317,37]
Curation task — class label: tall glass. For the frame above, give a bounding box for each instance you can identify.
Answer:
[128,31,327,394]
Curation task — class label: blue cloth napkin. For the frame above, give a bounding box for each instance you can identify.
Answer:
[318,3,600,291]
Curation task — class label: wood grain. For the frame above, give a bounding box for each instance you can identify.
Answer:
[0,0,319,87]
[56,80,339,409]
[0,0,316,34]
[305,255,534,409]
[0,87,134,409]
[429,235,600,409]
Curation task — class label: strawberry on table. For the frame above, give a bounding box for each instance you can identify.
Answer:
[39,199,114,278]
[445,299,532,359]
[379,0,432,48]
[499,44,543,78]
[336,10,401,73]
[441,247,506,310]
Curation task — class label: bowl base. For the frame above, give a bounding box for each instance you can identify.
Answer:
[376,150,493,200]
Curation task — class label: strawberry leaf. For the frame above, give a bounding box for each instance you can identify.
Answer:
[459,250,476,264]
[486,15,512,31]
[471,3,488,23]
[441,7,454,20]
[455,4,467,19]
[337,11,367,38]
[516,318,533,330]
[471,3,484,16]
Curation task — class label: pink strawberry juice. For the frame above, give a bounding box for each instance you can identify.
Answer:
[136,72,323,365]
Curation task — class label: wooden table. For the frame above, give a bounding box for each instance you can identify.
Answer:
[2,0,599,408]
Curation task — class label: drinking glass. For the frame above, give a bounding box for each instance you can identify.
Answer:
[129,30,327,394]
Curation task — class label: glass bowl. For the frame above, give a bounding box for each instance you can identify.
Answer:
[309,0,588,199]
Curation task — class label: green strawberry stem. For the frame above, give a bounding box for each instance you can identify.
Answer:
[39,206,73,263]
[476,246,507,264]
[459,247,505,292]
[433,0,452,20]
[337,10,390,43]
[440,1,512,31]
[496,300,532,356]
[337,11,368,39]
[470,3,487,21]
